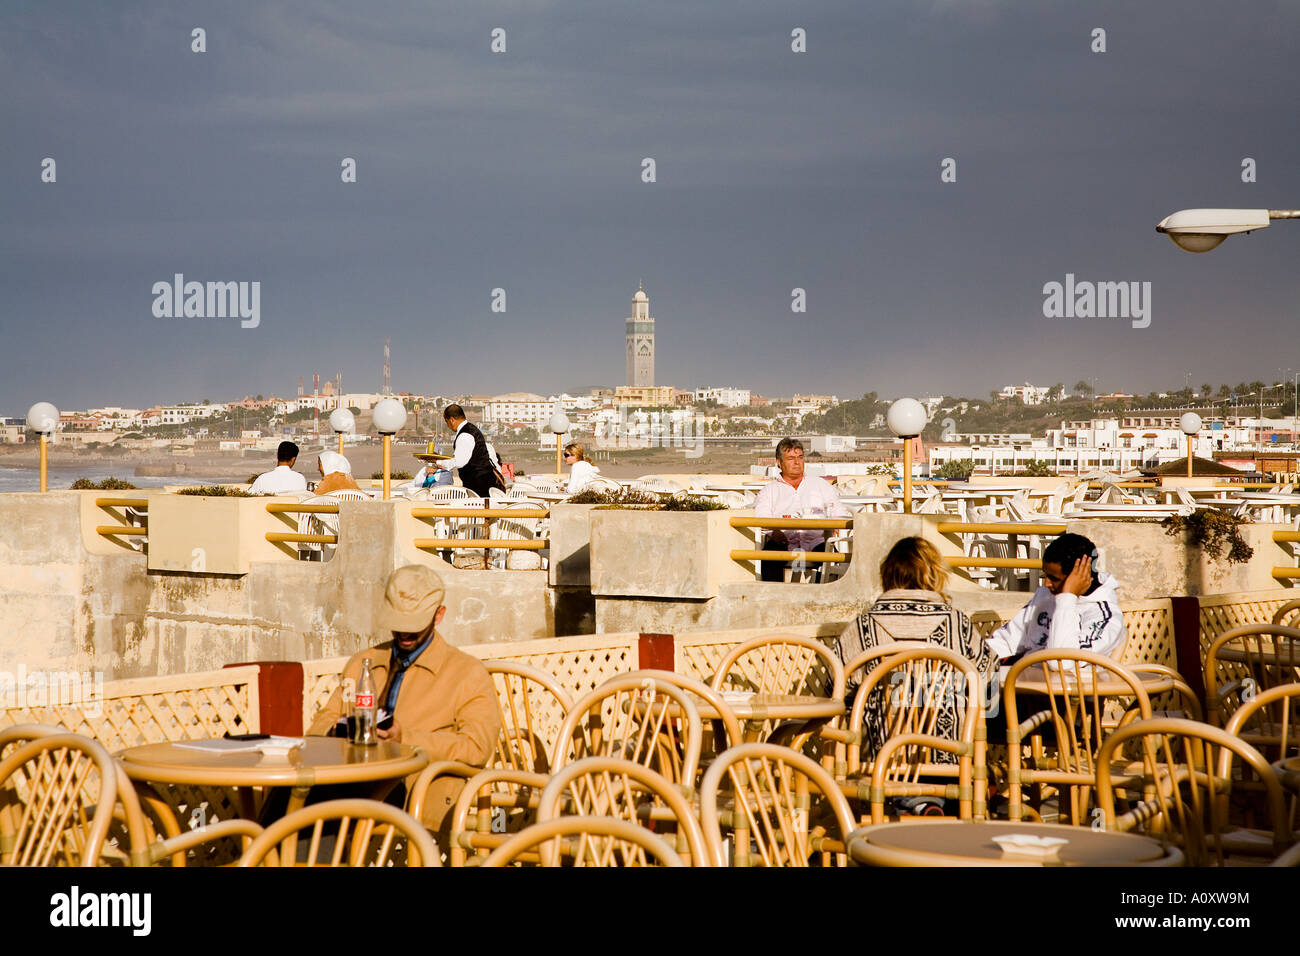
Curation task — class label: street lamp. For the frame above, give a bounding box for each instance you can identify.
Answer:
[372,398,407,500]
[548,406,571,475]
[328,407,355,456]
[1156,208,1299,253]
[1179,412,1201,479]
[26,402,59,492]
[887,398,927,513]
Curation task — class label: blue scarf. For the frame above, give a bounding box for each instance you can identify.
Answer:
[382,635,433,714]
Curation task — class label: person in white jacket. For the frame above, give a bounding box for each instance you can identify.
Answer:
[986,533,1125,661]
[564,442,602,494]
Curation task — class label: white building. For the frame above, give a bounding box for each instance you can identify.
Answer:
[160,403,227,425]
[694,386,752,408]
[810,435,856,454]
[929,414,1255,476]
[483,393,553,426]
[998,383,1054,405]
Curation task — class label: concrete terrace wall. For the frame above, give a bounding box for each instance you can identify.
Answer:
[0,492,576,681]
[1,492,1293,680]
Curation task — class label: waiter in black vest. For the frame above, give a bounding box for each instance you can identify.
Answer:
[434,404,505,498]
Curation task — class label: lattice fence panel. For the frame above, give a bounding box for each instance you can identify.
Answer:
[302,656,350,728]
[676,635,838,692]
[462,635,640,704]
[1198,593,1294,658]
[300,637,641,733]
[488,670,571,774]
[0,667,260,861]
[1197,592,1298,717]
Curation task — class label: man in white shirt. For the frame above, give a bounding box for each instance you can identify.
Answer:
[752,437,847,582]
[431,405,504,498]
[248,441,309,495]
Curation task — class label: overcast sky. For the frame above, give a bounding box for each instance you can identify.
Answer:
[2,0,1298,414]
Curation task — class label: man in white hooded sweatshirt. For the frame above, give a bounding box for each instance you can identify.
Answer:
[986,533,1125,661]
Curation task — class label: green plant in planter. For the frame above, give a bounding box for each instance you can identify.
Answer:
[175,485,255,497]
[371,471,413,480]
[1162,510,1254,564]
[570,488,725,511]
[70,477,138,490]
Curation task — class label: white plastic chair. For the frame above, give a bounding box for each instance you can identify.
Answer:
[489,500,546,570]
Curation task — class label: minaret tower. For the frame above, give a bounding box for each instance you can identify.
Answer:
[625,281,655,387]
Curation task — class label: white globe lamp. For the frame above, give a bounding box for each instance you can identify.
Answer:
[27,402,59,492]
[372,399,408,499]
[887,398,928,513]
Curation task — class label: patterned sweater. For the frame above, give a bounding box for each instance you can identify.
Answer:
[836,589,999,762]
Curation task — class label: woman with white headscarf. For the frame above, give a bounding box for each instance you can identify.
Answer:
[315,451,361,494]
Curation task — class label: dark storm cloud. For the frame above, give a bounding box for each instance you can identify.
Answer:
[1,0,1297,413]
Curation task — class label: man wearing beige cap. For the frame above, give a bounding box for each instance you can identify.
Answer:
[307,564,500,833]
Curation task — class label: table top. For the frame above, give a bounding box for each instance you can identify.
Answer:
[848,820,1183,867]
[1214,639,1300,666]
[117,736,428,788]
[699,693,844,722]
[1012,664,1175,697]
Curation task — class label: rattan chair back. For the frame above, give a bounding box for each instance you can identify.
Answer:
[485,660,574,775]
[1205,625,1300,727]
[1004,649,1152,824]
[841,645,985,822]
[1097,717,1294,867]
[553,675,703,786]
[234,798,440,867]
[0,730,120,866]
[699,743,855,867]
[1271,600,1300,628]
[479,816,687,867]
[536,756,708,865]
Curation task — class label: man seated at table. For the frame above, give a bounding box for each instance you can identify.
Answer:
[985,533,1125,662]
[753,437,847,582]
[306,564,501,834]
[247,441,308,495]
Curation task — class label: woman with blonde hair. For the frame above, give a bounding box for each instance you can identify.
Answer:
[835,536,998,788]
[838,536,994,684]
[563,441,601,494]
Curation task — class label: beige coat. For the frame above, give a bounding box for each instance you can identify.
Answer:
[308,634,500,830]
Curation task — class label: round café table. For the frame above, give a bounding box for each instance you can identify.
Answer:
[1012,664,1175,697]
[117,736,428,823]
[848,820,1184,867]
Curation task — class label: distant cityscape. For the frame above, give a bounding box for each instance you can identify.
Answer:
[3,286,1297,478]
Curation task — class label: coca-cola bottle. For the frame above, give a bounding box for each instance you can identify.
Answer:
[352,658,377,746]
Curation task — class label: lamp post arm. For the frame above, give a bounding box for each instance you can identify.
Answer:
[1268,210,1300,219]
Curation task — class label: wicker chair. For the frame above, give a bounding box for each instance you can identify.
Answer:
[622,669,744,771]
[1096,718,1297,867]
[1205,625,1300,727]
[708,634,845,747]
[0,730,122,866]
[699,743,855,867]
[824,646,986,824]
[1004,650,1152,825]
[535,757,708,865]
[480,816,686,867]
[0,724,261,867]
[1271,600,1300,628]
[234,799,440,867]
[1224,683,1300,830]
[407,661,572,866]
[446,675,702,865]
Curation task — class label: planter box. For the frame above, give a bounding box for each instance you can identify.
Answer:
[147,494,298,575]
[548,503,601,588]
[589,508,754,600]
